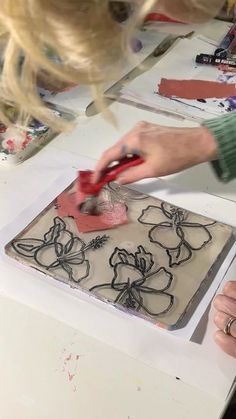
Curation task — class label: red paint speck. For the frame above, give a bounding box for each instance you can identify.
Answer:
[21,133,32,150]
[156,322,168,330]
[6,139,15,152]
[68,372,75,382]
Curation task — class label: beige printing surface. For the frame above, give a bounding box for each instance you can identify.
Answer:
[5,183,234,329]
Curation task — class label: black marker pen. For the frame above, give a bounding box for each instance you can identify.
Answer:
[196,53,236,68]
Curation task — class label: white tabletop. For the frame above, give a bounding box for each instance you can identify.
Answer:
[0,294,224,419]
[0,21,236,419]
[0,102,235,419]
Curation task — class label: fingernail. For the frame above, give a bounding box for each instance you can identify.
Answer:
[131,148,142,156]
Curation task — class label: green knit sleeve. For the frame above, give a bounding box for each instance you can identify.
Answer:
[202,112,236,182]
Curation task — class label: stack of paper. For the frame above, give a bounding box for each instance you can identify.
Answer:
[144,18,231,44]
[120,36,236,122]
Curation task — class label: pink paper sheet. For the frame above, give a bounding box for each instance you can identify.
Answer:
[159,78,236,99]
[57,191,128,233]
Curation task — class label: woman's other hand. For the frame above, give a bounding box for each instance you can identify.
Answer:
[214,281,236,358]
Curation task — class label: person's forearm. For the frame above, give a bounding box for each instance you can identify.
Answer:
[202,112,236,182]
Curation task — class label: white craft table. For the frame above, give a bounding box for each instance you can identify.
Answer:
[0,20,235,419]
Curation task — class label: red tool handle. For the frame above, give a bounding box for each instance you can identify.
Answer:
[79,155,144,195]
[103,155,144,179]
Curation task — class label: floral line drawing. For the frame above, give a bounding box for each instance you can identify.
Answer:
[106,182,149,203]
[11,216,109,282]
[138,202,216,267]
[90,245,174,316]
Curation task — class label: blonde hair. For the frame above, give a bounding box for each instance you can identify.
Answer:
[0,0,225,131]
[157,0,225,22]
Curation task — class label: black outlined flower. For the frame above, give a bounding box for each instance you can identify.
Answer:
[138,202,215,267]
[12,217,108,282]
[90,245,174,316]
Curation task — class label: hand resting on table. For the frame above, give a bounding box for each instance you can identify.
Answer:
[214,281,236,358]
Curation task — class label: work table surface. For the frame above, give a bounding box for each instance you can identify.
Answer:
[0,20,236,419]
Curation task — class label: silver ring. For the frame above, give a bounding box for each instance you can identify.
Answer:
[223,316,236,336]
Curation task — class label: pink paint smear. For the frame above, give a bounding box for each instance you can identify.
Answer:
[61,349,81,390]
[57,190,128,233]
[159,78,236,99]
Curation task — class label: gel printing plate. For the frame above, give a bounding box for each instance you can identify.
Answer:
[5,182,234,330]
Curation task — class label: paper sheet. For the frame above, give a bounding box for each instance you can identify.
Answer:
[0,147,93,230]
[57,188,128,232]
[121,36,236,121]
[0,159,235,399]
[159,78,236,99]
[145,19,232,43]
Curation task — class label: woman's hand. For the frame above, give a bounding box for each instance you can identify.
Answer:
[213,281,236,358]
[93,122,218,184]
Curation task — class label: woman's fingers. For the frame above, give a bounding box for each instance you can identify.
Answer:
[223,281,236,299]
[214,311,236,339]
[214,330,236,358]
[93,127,140,183]
[117,162,153,184]
[213,283,236,358]
[213,294,236,318]
[93,143,126,183]
[93,122,151,183]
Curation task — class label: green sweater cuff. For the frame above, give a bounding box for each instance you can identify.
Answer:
[202,112,236,182]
